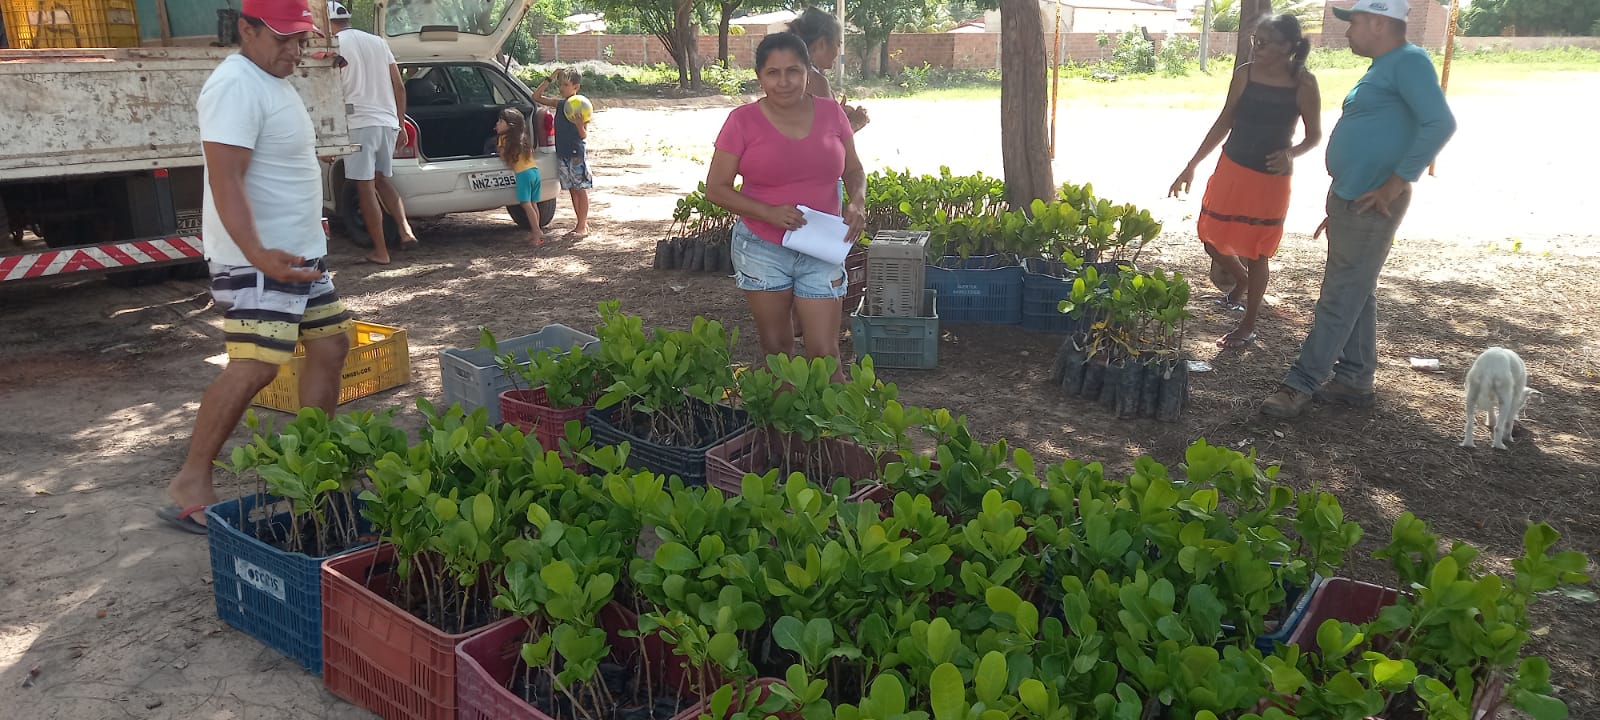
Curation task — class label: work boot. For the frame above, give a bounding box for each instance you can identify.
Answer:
[1260,385,1312,418]
[1315,381,1376,408]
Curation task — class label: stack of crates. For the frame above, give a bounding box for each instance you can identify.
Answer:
[2,0,140,49]
[850,230,939,370]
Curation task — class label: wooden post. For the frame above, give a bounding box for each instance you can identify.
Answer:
[835,0,846,91]
[1049,0,1061,159]
[1430,0,1460,176]
[1198,0,1211,71]
[154,0,173,46]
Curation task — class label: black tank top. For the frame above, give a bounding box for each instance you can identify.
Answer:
[1222,66,1300,175]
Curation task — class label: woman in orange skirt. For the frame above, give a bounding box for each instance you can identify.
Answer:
[1169,14,1321,349]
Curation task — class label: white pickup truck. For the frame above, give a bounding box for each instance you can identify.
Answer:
[0,0,553,282]
[0,39,351,284]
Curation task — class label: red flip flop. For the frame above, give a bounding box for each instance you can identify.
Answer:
[157,504,209,535]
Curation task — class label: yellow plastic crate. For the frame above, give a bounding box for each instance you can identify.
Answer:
[252,321,411,413]
[3,0,139,49]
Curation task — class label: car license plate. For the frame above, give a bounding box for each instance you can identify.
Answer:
[470,171,516,191]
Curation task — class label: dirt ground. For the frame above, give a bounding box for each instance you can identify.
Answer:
[2,72,1597,719]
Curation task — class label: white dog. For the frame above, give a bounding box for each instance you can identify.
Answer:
[1461,346,1536,450]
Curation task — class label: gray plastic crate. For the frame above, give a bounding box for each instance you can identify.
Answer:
[851,289,939,370]
[438,324,600,425]
[865,230,930,317]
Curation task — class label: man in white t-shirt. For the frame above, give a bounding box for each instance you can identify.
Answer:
[159,0,354,534]
[330,1,416,263]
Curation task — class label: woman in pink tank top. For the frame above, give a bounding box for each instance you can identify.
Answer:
[704,32,867,373]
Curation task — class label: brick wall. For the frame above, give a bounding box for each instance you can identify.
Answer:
[1319,0,1453,51]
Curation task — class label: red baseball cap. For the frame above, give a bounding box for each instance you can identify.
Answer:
[241,0,323,36]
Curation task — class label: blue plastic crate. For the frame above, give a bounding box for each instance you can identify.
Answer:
[1021,258,1079,334]
[586,400,749,487]
[852,289,940,369]
[924,255,1023,324]
[206,493,374,674]
[1221,572,1327,652]
[438,324,600,425]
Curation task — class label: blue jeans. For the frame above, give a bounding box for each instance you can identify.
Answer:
[1282,189,1412,395]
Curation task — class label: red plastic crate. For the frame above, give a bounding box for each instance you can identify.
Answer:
[321,544,513,720]
[499,387,593,454]
[1284,577,1506,718]
[1285,577,1400,649]
[704,428,887,500]
[457,603,702,720]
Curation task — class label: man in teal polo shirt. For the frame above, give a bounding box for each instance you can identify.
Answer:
[1261,0,1456,418]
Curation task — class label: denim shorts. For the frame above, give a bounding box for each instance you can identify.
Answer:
[730,221,847,300]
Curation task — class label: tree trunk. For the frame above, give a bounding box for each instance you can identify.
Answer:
[718,1,738,67]
[674,0,696,89]
[1000,0,1054,210]
[1235,0,1269,67]
[879,39,891,78]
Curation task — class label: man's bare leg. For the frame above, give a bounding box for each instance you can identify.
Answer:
[373,174,417,245]
[165,358,283,523]
[298,332,351,414]
[357,179,392,264]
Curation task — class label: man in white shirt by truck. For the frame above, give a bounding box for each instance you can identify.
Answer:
[330,0,417,263]
[160,0,353,533]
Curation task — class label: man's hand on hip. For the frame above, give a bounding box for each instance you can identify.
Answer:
[248,249,324,283]
[1354,176,1410,218]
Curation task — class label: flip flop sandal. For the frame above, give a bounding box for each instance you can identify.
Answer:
[1214,297,1246,312]
[157,504,209,535]
[1216,332,1259,349]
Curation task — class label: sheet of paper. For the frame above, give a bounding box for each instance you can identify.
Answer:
[781,205,852,265]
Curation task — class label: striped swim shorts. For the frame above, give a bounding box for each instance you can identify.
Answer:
[209,257,353,365]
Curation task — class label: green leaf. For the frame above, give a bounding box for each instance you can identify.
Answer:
[1269,662,1306,694]
[975,651,1007,703]
[1018,678,1049,714]
[772,616,805,653]
[1372,658,1415,688]
[1517,692,1569,720]
[929,663,964,720]
[540,561,576,595]
[654,542,699,572]
[927,618,956,663]
[471,493,494,535]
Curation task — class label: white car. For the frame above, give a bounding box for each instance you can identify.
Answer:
[324,0,558,248]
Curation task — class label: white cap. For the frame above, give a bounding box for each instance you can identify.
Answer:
[328,1,352,20]
[1332,0,1409,22]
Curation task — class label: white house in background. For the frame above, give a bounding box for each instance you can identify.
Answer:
[984,0,1180,35]
[562,12,607,34]
[729,9,799,34]
[946,18,988,32]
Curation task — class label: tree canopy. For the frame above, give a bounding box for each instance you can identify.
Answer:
[1460,0,1600,36]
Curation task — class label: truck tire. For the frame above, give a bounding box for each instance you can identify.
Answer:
[338,182,401,250]
[507,199,557,231]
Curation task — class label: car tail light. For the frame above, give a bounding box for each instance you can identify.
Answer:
[394,117,419,159]
[541,109,555,147]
